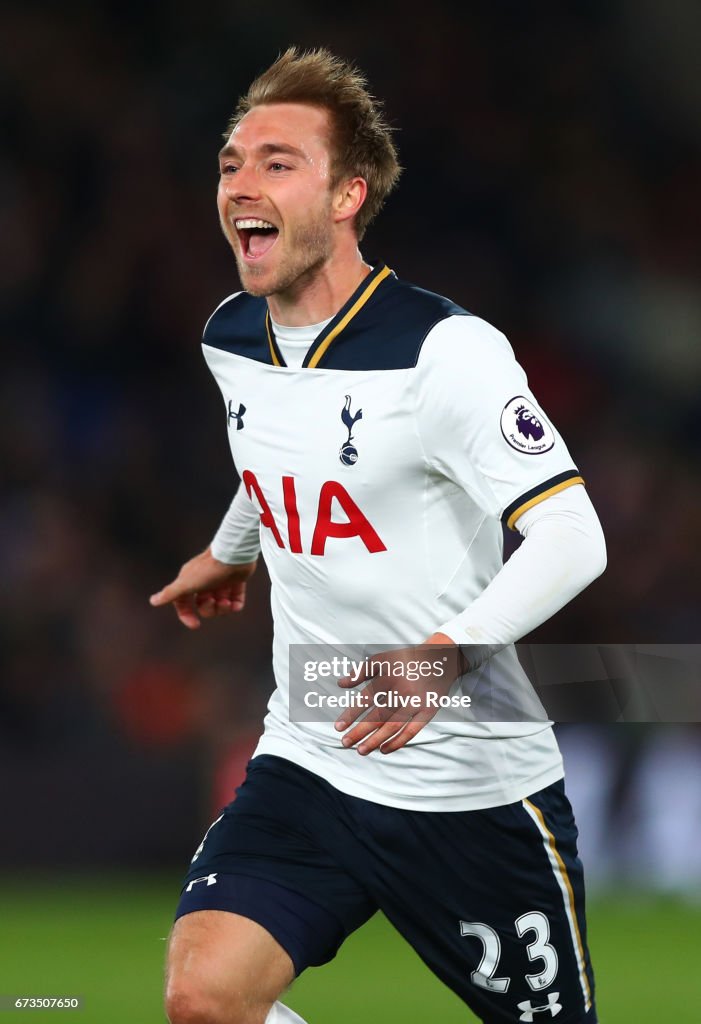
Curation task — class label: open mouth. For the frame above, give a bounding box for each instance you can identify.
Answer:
[235,218,280,261]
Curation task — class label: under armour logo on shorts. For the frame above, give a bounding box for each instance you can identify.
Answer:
[517,992,562,1021]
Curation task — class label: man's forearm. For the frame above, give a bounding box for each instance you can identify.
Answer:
[210,483,262,564]
[439,486,606,658]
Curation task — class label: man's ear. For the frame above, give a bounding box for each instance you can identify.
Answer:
[333,177,368,224]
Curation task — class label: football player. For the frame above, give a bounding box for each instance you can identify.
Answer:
[151,48,606,1024]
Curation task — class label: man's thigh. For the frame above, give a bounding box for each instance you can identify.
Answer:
[175,755,376,976]
[166,910,294,1024]
[351,779,597,1024]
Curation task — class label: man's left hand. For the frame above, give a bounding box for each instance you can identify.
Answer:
[334,633,464,756]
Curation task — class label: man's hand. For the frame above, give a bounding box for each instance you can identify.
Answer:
[334,633,466,756]
[149,548,257,630]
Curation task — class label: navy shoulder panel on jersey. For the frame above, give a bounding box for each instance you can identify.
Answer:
[199,267,472,370]
[320,273,472,371]
[202,292,273,364]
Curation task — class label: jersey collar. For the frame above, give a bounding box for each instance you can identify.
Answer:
[264,262,393,369]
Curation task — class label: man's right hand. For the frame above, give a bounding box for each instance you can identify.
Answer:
[149,548,257,630]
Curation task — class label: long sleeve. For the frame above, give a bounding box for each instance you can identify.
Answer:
[210,483,262,565]
[438,485,606,650]
[412,314,605,663]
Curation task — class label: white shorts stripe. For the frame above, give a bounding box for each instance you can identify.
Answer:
[522,798,592,1012]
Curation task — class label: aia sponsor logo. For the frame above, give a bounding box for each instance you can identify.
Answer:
[242,471,386,556]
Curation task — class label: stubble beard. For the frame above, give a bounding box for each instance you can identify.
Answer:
[232,209,334,299]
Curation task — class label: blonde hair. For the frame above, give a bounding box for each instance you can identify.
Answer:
[227,47,401,239]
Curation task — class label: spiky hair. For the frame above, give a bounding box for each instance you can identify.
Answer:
[226,47,401,239]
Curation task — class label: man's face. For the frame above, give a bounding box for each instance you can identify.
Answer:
[217,103,338,297]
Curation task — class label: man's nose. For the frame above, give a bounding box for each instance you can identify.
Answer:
[222,164,261,202]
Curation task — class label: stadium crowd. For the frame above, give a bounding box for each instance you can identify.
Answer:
[1,1,700,890]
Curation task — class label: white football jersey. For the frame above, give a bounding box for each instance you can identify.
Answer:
[203,264,584,811]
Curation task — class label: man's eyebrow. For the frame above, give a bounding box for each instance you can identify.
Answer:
[218,141,309,161]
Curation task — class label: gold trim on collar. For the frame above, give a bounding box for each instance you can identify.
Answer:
[306,264,393,369]
[265,311,283,367]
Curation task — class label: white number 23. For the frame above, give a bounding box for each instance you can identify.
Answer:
[460,911,558,994]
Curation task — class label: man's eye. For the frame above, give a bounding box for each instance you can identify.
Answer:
[269,162,289,172]
[220,164,238,175]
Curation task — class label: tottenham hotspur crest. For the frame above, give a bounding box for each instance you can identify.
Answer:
[339,395,362,466]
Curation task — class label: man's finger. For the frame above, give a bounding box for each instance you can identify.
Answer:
[335,681,378,731]
[197,596,218,619]
[341,708,412,750]
[339,717,377,745]
[338,670,370,689]
[335,702,366,731]
[378,719,426,755]
[338,683,401,739]
[376,704,436,754]
[174,596,201,630]
[356,719,413,755]
[337,657,386,689]
[223,583,247,612]
[149,578,190,606]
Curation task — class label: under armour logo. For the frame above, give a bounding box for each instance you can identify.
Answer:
[185,873,218,892]
[517,993,562,1021]
[228,400,246,430]
[339,395,362,466]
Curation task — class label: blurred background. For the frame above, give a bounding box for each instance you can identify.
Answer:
[1,0,700,1020]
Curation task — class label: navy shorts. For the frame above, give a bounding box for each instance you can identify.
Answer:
[176,755,597,1024]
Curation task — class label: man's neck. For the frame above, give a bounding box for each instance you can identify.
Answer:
[266,250,372,327]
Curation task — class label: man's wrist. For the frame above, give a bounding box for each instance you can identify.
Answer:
[434,621,505,674]
[210,536,261,565]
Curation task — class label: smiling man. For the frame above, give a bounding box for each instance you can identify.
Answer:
[151,48,606,1024]
[217,105,345,304]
